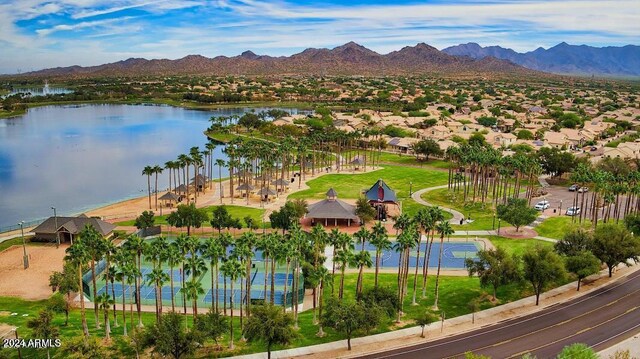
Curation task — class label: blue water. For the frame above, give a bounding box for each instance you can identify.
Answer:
[0,104,304,228]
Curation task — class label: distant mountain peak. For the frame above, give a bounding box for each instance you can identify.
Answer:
[240,50,259,60]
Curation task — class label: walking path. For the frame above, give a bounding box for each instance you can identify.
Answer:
[411,185,464,224]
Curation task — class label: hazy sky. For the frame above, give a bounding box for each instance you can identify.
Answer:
[1,0,638,74]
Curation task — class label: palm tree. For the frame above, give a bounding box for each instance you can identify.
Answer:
[174,234,191,315]
[81,224,106,329]
[183,280,205,319]
[353,227,370,296]
[394,224,418,322]
[433,221,454,310]
[178,154,191,203]
[236,232,256,317]
[335,247,354,299]
[165,243,181,313]
[64,241,90,339]
[421,207,442,299]
[102,265,119,328]
[96,293,115,341]
[220,258,243,350]
[412,209,432,305]
[152,165,163,210]
[218,233,234,314]
[216,159,226,203]
[314,266,331,337]
[142,165,154,209]
[201,237,224,313]
[370,221,391,289]
[185,255,207,316]
[147,268,169,321]
[124,234,146,328]
[113,250,133,336]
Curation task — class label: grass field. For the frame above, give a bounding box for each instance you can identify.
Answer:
[484,236,554,257]
[534,216,592,239]
[116,205,265,227]
[422,188,497,231]
[289,165,448,201]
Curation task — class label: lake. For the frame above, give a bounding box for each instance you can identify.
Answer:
[0,104,303,230]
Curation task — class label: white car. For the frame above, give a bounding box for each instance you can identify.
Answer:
[577,187,589,193]
[534,200,550,210]
[566,207,581,216]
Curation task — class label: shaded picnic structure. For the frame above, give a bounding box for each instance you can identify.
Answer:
[159,192,180,208]
[306,188,360,226]
[32,214,116,243]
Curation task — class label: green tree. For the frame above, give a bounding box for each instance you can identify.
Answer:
[134,211,155,231]
[516,129,534,140]
[245,304,297,359]
[321,299,382,351]
[565,251,601,291]
[167,203,208,235]
[27,310,59,359]
[411,139,444,161]
[59,336,106,359]
[355,197,376,224]
[96,292,114,341]
[523,246,566,305]
[210,205,234,235]
[464,247,521,301]
[497,198,538,232]
[557,343,598,359]
[79,224,107,329]
[537,147,577,178]
[269,201,299,234]
[143,165,154,209]
[592,223,640,277]
[64,240,90,339]
[476,116,497,127]
[148,312,199,359]
[193,310,228,347]
[555,228,593,256]
[415,311,439,338]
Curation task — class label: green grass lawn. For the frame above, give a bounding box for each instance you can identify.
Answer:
[534,216,592,239]
[484,236,554,257]
[289,165,448,201]
[116,205,265,227]
[0,237,43,252]
[422,188,497,231]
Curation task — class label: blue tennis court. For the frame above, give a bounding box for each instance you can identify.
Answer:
[364,241,479,269]
[252,273,293,287]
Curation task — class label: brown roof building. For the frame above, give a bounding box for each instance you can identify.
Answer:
[32,214,116,243]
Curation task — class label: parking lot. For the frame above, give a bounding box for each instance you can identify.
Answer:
[530,185,593,218]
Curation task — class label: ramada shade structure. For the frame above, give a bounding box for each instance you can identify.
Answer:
[32,214,116,243]
[236,183,256,191]
[306,188,359,226]
[159,192,180,206]
[365,179,397,204]
[256,188,278,197]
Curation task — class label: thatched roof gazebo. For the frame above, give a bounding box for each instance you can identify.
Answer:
[236,183,256,192]
[159,192,180,207]
[306,188,359,226]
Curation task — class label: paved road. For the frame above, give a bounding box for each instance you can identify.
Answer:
[362,269,640,359]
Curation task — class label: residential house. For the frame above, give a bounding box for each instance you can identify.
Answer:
[544,132,570,149]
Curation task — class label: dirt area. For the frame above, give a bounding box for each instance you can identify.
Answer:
[0,244,68,300]
[497,226,538,239]
[0,323,15,338]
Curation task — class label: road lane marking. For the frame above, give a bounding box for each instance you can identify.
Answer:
[372,271,640,359]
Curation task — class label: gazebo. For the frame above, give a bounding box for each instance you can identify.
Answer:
[236,183,256,198]
[350,157,365,170]
[256,187,278,201]
[159,192,180,208]
[306,188,360,227]
[271,178,290,192]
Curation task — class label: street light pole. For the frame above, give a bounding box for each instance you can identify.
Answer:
[497,219,501,236]
[19,221,29,269]
[409,181,412,196]
[51,207,59,248]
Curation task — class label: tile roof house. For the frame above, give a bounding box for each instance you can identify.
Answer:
[544,132,570,149]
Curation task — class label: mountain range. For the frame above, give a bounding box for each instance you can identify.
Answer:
[442,42,640,77]
[12,42,536,78]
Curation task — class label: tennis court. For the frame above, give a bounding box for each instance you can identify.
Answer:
[363,241,480,269]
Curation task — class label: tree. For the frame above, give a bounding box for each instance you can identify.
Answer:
[269,201,299,234]
[148,312,199,359]
[497,198,538,232]
[210,205,235,235]
[557,343,598,359]
[59,336,106,359]
[321,299,382,350]
[79,224,106,329]
[411,139,443,161]
[565,251,601,291]
[433,221,454,310]
[464,247,521,301]
[64,240,90,339]
[537,147,577,178]
[193,310,228,347]
[134,211,155,231]
[245,304,297,359]
[153,165,163,210]
[415,311,439,338]
[355,197,376,224]
[96,292,114,341]
[624,213,640,234]
[591,223,640,277]
[27,310,59,359]
[220,258,243,349]
[370,221,391,288]
[476,116,497,127]
[468,133,487,147]
[522,246,566,305]
[166,203,208,235]
[555,228,593,257]
[516,129,534,140]
[143,165,154,209]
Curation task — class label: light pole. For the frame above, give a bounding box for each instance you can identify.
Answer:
[19,221,29,269]
[542,196,546,213]
[492,213,496,230]
[51,207,59,248]
[409,181,413,196]
[497,219,502,236]
[559,200,563,215]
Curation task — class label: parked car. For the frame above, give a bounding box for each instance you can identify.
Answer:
[568,184,579,191]
[534,200,550,210]
[578,186,589,193]
[566,207,581,216]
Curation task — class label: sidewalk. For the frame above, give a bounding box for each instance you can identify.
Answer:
[233,262,640,359]
[411,185,464,224]
[598,334,640,358]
